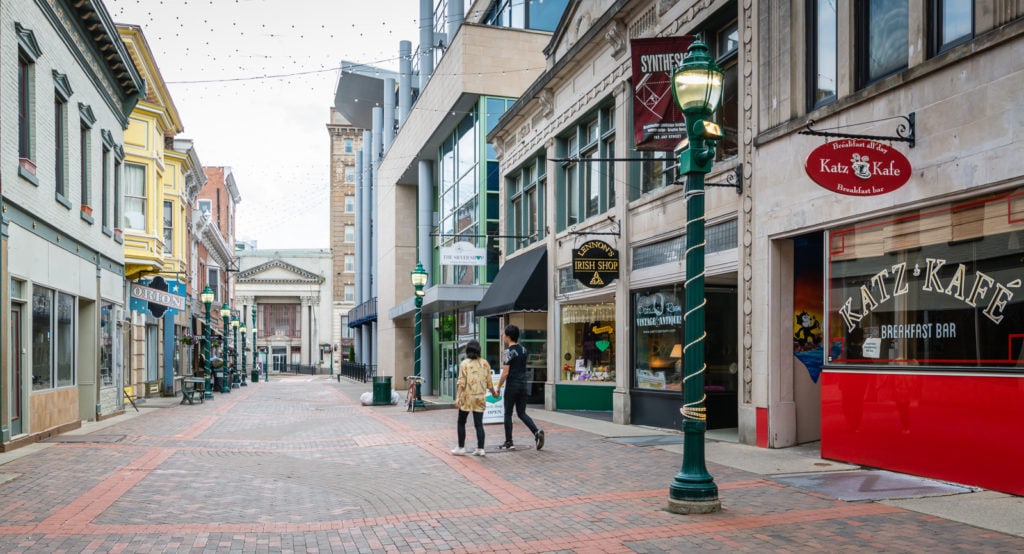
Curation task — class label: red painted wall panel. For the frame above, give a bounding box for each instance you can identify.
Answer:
[821,371,1024,496]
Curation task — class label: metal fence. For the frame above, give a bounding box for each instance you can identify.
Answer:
[339,362,376,383]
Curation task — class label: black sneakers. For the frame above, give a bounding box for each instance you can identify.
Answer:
[498,441,516,450]
[535,429,545,451]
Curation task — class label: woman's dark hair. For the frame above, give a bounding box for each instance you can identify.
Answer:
[465,339,481,359]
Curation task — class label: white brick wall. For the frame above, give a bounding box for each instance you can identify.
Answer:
[2,0,129,265]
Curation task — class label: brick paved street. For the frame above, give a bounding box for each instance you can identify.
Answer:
[0,376,1021,553]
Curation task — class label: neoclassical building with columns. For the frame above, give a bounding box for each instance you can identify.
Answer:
[234,249,333,374]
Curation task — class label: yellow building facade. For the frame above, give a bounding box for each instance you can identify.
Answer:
[117,25,187,398]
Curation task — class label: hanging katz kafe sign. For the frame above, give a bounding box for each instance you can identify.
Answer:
[573,240,619,289]
[630,35,695,151]
[805,139,912,196]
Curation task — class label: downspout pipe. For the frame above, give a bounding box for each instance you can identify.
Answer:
[398,40,412,127]
[418,159,434,396]
[448,0,464,43]
[383,78,396,152]
[371,107,382,300]
[419,0,434,90]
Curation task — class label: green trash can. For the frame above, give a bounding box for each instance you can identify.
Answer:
[372,376,392,405]
[251,369,259,383]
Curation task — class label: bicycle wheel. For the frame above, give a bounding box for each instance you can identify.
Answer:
[406,388,415,412]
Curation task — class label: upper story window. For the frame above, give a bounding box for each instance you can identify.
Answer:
[506,154,546,253]
[344,255,355,273]
[638,151,678,196]
[808,0,838,110]
[198,199,212,214]
[344,195,355,212]
[557,104,614,231]
[344,225,355,242]
[124,163,147,230]
[856,0,909,88]
[207,267,221,303]
[711,20,739,159]
[163,201,173,254]
[17,24,42,177]
[931,0,973,56]
[485,0,570,32]
[54,93,68,198]
[344,139,353,153]
[344,165,355,183]
[344,285,355,302]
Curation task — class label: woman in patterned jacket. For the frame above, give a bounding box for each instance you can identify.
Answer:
[451,339,492,456]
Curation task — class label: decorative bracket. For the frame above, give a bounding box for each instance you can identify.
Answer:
[674,164,743,195]
[799,112,915,148]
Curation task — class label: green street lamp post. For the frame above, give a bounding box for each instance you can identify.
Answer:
[231,314,240,387]
[220,303,231,393]
[201,286,215,399]
[240,319,248,386]
[410,262,428,410]
[667,38,724,515]
[254,305,264,382]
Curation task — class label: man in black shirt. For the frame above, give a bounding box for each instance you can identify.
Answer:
[494,324,544,450]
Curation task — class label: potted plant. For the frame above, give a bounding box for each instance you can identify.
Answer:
[178,333,194,346]
[81,204,93,216]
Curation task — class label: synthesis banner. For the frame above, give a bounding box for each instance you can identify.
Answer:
[630,36,694,151]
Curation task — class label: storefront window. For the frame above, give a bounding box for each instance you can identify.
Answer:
[559,303,615,383]
[100,303,113,386]
[632,287,683,391]
[829,188,1024,369]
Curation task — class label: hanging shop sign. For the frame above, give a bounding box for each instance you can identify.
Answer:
[440,241,486,266]
[805,139,912,196]
[572,240,619,289]
[630,35,695,151]
[129,276,186,318]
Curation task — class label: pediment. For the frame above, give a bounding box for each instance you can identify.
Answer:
[238,260,324,284]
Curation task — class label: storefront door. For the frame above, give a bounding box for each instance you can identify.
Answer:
[10,306,23,436]
[437,342,459,401]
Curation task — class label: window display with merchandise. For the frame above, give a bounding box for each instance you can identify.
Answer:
[559,303,615,383]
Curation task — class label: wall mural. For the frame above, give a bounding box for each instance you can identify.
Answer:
[793,233,825,383]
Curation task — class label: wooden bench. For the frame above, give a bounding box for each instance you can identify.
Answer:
[181,377,206,405]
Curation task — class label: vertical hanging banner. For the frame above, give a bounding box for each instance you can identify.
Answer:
[630,35,695,151]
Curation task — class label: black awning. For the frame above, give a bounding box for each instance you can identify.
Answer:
[475,245,547,318]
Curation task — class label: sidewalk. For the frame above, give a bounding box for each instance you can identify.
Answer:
[525,403,1024,540]
[0,375,1019,553]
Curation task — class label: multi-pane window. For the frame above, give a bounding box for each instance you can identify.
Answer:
[344,285,355,302]
[344,139,353,153]
[198,199,212,214]
[31,287,75,390]
[207,267,220,303]
[100,302,114,386]
[19,55,34,165]
[341,316,353,339]
[931,0,973,55]
[506,155,545,253]
[558,105,614,231]
[54,94,67,197]
[639,151,678,195]
[484,0,569,31]
[344,225,355,242]
[80,123,90,207]
[344,195,355,212]
[808,0,838,110]
[712,20,739,158]
[113,156,122,231]
[857,0,909,87]
[265,304,300,337]
[101,141,111,229]
[124,163,146,230]
[344,255,355,272]
[344,165,355,183]
[163,201,173,254]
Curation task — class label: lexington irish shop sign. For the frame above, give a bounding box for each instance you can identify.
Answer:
[805,139,912,196]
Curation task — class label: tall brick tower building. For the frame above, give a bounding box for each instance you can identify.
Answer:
[327,108,363,364]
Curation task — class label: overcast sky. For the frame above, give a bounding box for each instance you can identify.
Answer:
[106,0,420,249]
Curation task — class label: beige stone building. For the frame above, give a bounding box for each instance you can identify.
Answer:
[326,108,362,366]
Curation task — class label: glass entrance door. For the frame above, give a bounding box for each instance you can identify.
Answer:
[272,347,287,373]
[11,306,23,436]
[437,342,460,401]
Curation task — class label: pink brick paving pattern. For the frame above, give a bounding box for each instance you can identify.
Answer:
[0,376,1020,553]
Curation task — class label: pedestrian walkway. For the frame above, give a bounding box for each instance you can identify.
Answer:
[0,375,1020,553]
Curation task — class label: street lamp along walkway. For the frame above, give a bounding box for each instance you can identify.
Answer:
[201,286,215,399]
[666,37,724,515]
[410,262,428,410]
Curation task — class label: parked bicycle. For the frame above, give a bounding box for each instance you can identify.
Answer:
[404,375,424,412]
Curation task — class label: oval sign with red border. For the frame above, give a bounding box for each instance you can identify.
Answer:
[805,139,912,196]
